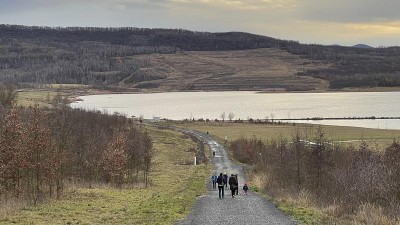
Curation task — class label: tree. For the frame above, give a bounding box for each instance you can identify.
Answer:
[384,141,400,201]
[292,129,305,192]
[0,108,24,198]
[228,112,235,121]
[141,131,154,188]
[220,112,226,122]
[0,85,18,107]
[101,132,129,188]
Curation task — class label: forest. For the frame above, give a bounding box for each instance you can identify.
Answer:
[1,24,400,89]
[0,86,154,205]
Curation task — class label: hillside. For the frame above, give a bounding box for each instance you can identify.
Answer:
[1,24,400,91]
[129,49,330,91]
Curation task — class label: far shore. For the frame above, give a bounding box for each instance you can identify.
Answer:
[17,84,400,108]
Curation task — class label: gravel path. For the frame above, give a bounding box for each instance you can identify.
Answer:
[177,130,297,225]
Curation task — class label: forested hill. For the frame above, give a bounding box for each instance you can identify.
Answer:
[0,24,288,51]
[1,24,400,90]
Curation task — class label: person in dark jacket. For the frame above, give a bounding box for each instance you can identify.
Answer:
[216,173,224,199]
[223,172,228,189]
[211,172,217,189]
[243,182,249,195]
[234,174,239,195]
[228,174,237,198]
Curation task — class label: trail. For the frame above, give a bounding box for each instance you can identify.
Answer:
[177,129,296,225]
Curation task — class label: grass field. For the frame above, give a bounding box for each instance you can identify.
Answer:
[177,122,400,151]
[16,90,59,107]
[0,126,209,225]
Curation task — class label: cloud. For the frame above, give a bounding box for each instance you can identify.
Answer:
[169,0,297,11]
[296,0,400,23]
[0,0,399,46]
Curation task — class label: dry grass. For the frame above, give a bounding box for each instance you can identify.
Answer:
[0,127,210,225]
[353,203,397,225]
[16,90,58,107]
[131,49,331,91]
[177,122,400,151]
[250,172,400,225]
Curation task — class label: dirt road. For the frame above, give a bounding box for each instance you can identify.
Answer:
[177,129,296,225]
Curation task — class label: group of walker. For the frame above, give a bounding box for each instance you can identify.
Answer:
[211,172,249,199]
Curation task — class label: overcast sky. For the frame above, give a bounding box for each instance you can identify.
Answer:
[1,0,399,47]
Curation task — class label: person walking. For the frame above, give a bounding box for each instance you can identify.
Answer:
[234,174,239,195]
[243,182,249,195]
[223,172,228,189]
[211,172,217,189]
[216,173,225,199]
[228,174,238,198]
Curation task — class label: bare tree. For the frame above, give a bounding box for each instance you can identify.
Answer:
[228,112,235,121]
[220,112,226,122]
[0,85,18,107]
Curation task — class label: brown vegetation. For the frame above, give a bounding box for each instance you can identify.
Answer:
[230,128,400,224]
[0,103,154,206]
[131,49,330,91]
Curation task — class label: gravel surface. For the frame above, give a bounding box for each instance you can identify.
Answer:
[177,130,297,225]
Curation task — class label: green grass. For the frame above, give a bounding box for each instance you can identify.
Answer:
[0,127,210,225]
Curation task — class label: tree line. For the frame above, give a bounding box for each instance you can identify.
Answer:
[230,128,400,222]
[0,99,154,205]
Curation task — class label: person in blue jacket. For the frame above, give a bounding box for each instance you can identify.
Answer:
[211,172,218,189]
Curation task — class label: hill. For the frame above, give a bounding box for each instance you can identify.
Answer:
[352,44,374,49]
[0,24,400,91]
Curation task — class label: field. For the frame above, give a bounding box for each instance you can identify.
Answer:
[132,48,331,91]
[177,121,400,150]
[16,90,59,107]
[0,127,209,225]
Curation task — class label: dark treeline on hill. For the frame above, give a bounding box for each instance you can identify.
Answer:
[230,129,400,223]
[0,101,153,205]
[1,24,400,89]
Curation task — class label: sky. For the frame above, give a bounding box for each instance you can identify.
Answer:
[1,0,399,47]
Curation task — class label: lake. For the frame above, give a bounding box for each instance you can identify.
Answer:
[70,91,400,130]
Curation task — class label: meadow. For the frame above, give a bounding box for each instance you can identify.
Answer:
[0,127,209,225]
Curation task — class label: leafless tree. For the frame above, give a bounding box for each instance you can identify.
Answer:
[220,112,226,122]
[228,112,235,121]
[0,85,18,107]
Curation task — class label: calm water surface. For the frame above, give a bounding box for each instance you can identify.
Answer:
[70,91,400,129]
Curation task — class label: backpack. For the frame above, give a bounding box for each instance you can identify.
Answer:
[217,176,223,186]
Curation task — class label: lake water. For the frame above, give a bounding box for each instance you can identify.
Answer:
[70,91,400,130]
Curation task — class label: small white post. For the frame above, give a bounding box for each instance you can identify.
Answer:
[194,157,197,165]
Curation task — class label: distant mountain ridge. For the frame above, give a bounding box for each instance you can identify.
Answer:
[0,24,400,90]
[353,44,374,49]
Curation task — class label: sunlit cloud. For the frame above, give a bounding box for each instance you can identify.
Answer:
[188,0,297,10]
[348,21,400,34]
